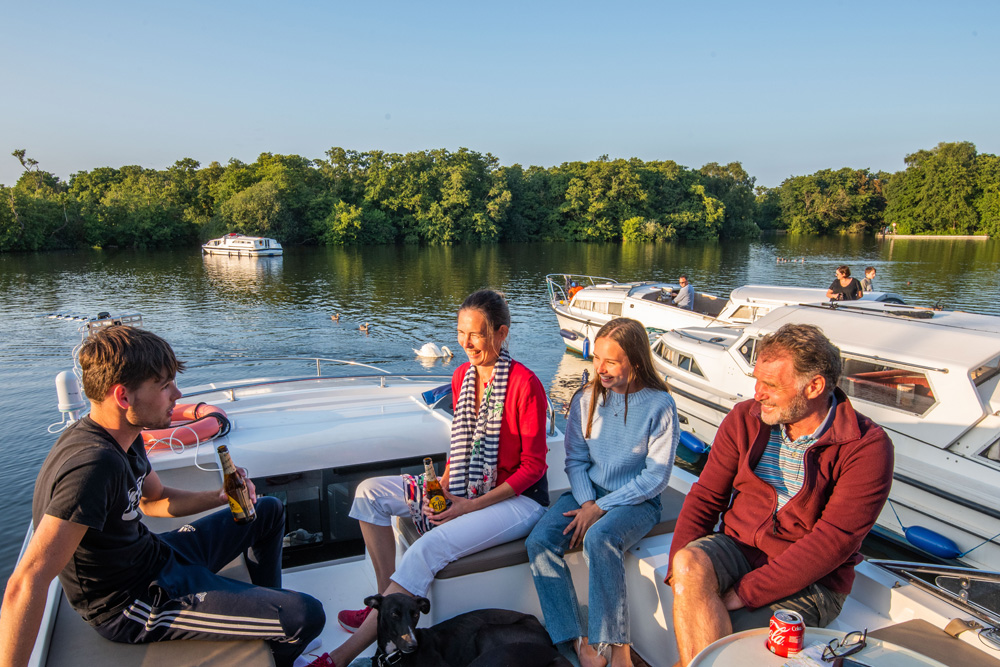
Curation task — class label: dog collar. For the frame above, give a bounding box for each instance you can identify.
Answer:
[377,650,404,666]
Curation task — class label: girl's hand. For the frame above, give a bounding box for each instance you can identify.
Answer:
[562,501,606,549]
[427,489,473,525]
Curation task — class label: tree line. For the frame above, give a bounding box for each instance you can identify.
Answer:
[2,141,998,252]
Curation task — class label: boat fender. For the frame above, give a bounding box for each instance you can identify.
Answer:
[679,431,710,454]
[582,338,590,359]
[559,329,579,341]
[421,384,452,407]
[904,525,962,560]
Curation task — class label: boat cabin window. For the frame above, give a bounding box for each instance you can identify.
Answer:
[254,453,447,568]
[972,354,1000,387]
[838,356,935,416]
[608,302,622,316]
[981,439,1000,463]
[652,339,704,377]
[737,337,759,366]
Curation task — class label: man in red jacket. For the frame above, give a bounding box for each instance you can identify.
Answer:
[667,324,893,666]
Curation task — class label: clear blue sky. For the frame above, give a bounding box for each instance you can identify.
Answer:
[2,1,997,189]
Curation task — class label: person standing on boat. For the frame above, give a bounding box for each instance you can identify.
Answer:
[672,276,694,310]
[666,324,893,667]
[826,265,863,301]
[0,326,324,667]
[527,318,679,667]
[860,266,876,293]
[317,289,549,667]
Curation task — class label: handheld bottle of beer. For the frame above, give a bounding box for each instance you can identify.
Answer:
[423,457,447,514]
[218,445,256,524]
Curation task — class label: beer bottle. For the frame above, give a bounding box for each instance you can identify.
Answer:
[218,445,257,524]
[423,457,446,514]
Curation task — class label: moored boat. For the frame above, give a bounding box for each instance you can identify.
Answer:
[651,301,1000,571]
[202,233,283,257]
[546,274,905,357]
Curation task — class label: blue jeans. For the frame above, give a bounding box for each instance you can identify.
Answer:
[526,489,660,646]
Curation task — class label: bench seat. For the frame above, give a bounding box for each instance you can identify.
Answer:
[396,486,686,580]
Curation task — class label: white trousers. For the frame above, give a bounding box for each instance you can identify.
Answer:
[349,475,546,596]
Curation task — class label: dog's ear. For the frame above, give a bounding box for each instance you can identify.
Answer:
[415,596,431,614]
[364,594,384,610]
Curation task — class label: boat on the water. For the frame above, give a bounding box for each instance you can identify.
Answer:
[202,233,283,257]
[651,301,1000,572]
[16,312,1000,667]
[546,274,905,357]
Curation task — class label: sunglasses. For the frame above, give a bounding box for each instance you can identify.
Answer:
[822,629,868,665]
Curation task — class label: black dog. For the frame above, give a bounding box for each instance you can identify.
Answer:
[366,593,573,667]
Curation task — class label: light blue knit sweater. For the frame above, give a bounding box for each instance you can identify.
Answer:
[565,386,679,510]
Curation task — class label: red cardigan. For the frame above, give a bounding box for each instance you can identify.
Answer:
[450,361,549,503]
[667,389,893,609]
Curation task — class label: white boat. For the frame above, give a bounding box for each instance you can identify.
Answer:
[651,301,1000,572]
[202,233,283,257]
[546,274,905,357]
[16,314,1000,667]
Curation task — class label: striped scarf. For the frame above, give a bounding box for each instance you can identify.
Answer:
[448,349,511,499]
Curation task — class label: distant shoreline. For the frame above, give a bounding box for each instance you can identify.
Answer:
[880,234,990,240]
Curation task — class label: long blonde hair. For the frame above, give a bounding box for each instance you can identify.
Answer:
[583,318,669,438]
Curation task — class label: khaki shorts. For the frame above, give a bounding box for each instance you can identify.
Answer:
[687,533,846,631]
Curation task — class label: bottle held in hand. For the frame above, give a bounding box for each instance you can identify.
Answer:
[423,457,446,514]
[218,445,256,524]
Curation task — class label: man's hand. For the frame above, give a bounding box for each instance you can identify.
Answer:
[721,588,745,611]
[562,500,606,549]
[217,468,257,506]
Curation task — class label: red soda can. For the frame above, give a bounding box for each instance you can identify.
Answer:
[766,609,804,657]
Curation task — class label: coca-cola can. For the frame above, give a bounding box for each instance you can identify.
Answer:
[766,609,804,657]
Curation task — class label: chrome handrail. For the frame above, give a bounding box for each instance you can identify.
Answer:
[185,356,393,375]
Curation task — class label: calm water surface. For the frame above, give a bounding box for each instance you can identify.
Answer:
[2,237,999,586]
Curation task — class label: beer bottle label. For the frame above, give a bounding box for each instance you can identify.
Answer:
[427,494,446,513]
[228,495,248,518]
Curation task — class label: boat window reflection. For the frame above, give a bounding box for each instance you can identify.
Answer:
[839,356,935,416]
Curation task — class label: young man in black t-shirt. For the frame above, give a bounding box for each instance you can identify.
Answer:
[0,326,324,667]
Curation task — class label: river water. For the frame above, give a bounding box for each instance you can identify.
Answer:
[2,236,999,587]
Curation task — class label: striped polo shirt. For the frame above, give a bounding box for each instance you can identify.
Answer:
[754,398,836,509]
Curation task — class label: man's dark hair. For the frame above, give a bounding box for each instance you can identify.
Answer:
[756,323,841,392]
[79,326,184,400]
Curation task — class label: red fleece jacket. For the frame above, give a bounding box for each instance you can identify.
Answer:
[667,389,893,610]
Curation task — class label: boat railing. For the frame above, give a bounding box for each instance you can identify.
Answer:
[179,357,448,399]
[545,274,619,304]
[180,356,558,435]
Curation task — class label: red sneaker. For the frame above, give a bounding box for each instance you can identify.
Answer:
[304,653,336,667]
[337,605,372,633]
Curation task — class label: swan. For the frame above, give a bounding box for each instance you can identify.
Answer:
[413,343,454,358]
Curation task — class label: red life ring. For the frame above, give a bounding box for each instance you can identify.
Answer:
[142,403,230,451]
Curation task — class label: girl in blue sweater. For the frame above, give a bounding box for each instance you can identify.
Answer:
[527,318,679,667]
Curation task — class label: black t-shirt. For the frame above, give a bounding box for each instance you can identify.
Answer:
[32,417,169,624]
[828,277,862,301]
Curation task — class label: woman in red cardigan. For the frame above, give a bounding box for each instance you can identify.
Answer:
[312,289,549,667]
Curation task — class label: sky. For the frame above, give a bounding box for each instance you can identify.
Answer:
[2,1,998,189]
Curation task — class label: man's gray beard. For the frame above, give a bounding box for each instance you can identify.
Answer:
[759,390,811,427]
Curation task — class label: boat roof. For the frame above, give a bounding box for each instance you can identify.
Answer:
[750,302,1000,368]
[728,284,904,305]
